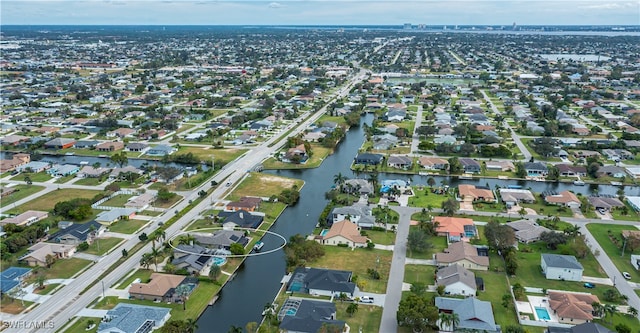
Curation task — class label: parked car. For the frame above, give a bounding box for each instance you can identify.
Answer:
[583,282,595,289]
[359,296,374,303]
[623,272,632,280]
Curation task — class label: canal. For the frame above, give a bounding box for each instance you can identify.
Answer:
[195,113,638,332]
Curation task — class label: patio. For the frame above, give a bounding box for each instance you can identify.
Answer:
[527,295,560,323]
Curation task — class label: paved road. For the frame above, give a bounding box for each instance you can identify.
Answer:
[410,105,424,154]
[481,90,532,161]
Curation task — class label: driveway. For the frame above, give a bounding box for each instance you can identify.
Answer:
[582,276,613,286]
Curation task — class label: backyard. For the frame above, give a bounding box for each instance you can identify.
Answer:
[101,194,134,207]
[113,269,153,289]
[107,219,148,234]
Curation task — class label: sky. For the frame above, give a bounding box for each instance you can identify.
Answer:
[1,0,639,26]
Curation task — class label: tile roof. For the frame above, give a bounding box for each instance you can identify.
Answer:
[129,273,185,297]
[433,216,475,238]
[435,241,489,267]
[322,220,368,245]
[548,291,599,321]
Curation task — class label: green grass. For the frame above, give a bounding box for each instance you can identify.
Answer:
[83,237,123,256]
[8,189,101,213]
[475,270,520,328]
[586,224,640,282]
[403,264,436,285]
[186,218,221,231]
[262,144,333,169]
[113,269,154,289]
[406,232,447,260]
[33,283,60,295]
[227,172,304,201]
[336,302,382,333]
[54,175,76,184]
[311,247,392,293]
[61,317,98,333]
[153,194,183,209]
[175,146,247,167]
[0,184,45,207]
[473,202,506,213]
[364,229,396,246]
[74,177,105,186]
[141,210,162,216]
[107,219,148,234]
[453,214,517,224]
[594,312,640,332]
[101,194,134,207]
[45,258,92,279]
[407,188,452,209]
[17,172,52,182]
[520,201,574,217]
[610,203,640,222]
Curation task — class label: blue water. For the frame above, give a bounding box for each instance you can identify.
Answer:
[288,282,302,292]
[320,229,329,236]
[212,257,227,266]
[535,307,551,320]
[286,309,296,316]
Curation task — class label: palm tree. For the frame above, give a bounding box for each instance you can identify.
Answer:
[346,302,359,317]
[333,172,346,187]
[518,207,527,218]
[150,247,161,272]
[603,303,617,324]
[139,253,152,270]
[209,264,221,282]
[427,177,436,188]
[628,306,638,317]
[439,312,453,331]
[150,230,164,249]
[185,318,198,333]
[441,198,459,216]
[368,172,379,191]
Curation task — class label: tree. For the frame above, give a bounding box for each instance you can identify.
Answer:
[397,293,439,332]
[603,303,617,324]
[185,319,198,333]
[209,264,221,282]
[407,229,432,256]
[484,221,515,252]
[540,231,568,250]
[150,247,161,272]
[157,187,178,202]
[441,198,459,216]
[346,303,359,317]
[515,162,527,178]
[615,324,631,333]
[24,176,32,185]
[45,254,56,268]
[438,312,459,332]
[138,232,148,242]
[121,249,128,257]
[427,177,436,188]
[518,207,527,218]
[245,322,258,333]
[447,157,462,174]
[229,243,245,255]
[587,162,600,178]
[110,151,128,168]
[333,172,346,186]
[139,253,152,270]
[627,306,638,317]
[504,325,527,333]
[227,326,242,333]
[35,274,47,290]
[504,248,518,275]
[546,165,559,181]
[410,283,427,295]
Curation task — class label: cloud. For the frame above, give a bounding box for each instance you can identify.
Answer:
[580,2,637,10]
[268,2,283,8]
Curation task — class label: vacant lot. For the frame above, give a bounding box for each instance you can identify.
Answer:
[0,184,45,207]
[227,172,304,201]
[10,189,101,213]
[587,223,640,282]
[45,258,92,279]
[107,219,148,234]
[83,237,123,256]
[101,194,134,207]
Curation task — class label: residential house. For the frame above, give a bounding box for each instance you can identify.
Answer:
[541,254,584,281]
[556,164,587,177]
[146,145,177,157]
[16,161,51,173]
[282,144,308,163]
[341,179,374,195]
[418,157,449,171]
[126,142,150,153]
[435,241,490,271]
[458,184,495,202]
[434,135,457,145]
[459,158,481,174]
[547,291,599,324]
[129,273,191,302]
[109,166,144,180]
[77,166,110,178]
[171,244,213,276]
[545,191,581,208]
[97,303,171,333]
[499,189,536,208]
[436,264,477,296]
[0,267,32,295]
[330,204,374,228]
[435,297,499,332]
[387,155,412,169]
[485,160,514,172]
[107,128,136,138]
[286,267,357,297]
[20,242,76,267]
[433,216,477,242]
[217,210,263,229]
[547,323,613,333]
[302,131,326,142]
[225,197,262,212]
[596,165,627,178]
[631,254,640,270]
[278,299,345,333]
[96,208,137,225]
[0,153,30,172]
[48,164,80,177]
[524,162,549,176]
[49,220,105,245]
[44,138,76,149]
[316,220,369,248]
[588,196,624,211]
[0,210,48,227]
[506,220,551,243]
[194,230,248,250]
[354,153,384,166]
[372,134,398,150]
[125,192,157,211]
[96,141,124,152]
[0,134,30,146]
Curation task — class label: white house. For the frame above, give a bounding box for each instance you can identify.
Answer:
[631,254,640,271]
[541,254,583,281]
[436,264,477,296]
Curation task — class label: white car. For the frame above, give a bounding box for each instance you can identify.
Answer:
[623,272,632,280]
[359,296,374,303]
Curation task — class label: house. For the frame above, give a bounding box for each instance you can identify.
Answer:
[20,242,76,267]
[316,220,369,248]
[146,145,177,156]
[49,220,105,245]
[77,166,110,178]
[387,155,412,169]
[524,162,548,176]
[556,164,587,177]
[126,142,150,153]
[286,267,357,297]
[171,244,214,276]
[433,216,477,242]
[0,134,30,146]
[125,192,157,211]
[129,273,192,302]
[109,166,144,180]
[547,291,599,324]
[418,157,449,170]
[282,144,308,163]
[545,191,581,208]
[330,204,374,228]
[278,299,345,333]
[547,322,614,333]
[631,254,640,270]
[226,196,262,212]
[73,140,99,149]
[97,303,171,333]
[436,264,477,296]
[303,131,326,142]
[0,267,32,295]
[354,153,384,165]
[341,179,374,195]
[0,153,30,172]
[96,141,124,152]
[0,210,48,227]
[49,164,80,177]
[217,210,263,229]
[106,128,136,138]
[499,189,536,208]
[435,297,499,332]
[434,135,457,145]
[458,184,495,202]
[194,230,248,250]
[16,161,51,173]
[588,196,624,211]
[541,254,584,281]
[96,208,137,225]
[435,241,490,270]
[506,219,551,243]
[459,158,481,174]
[596,165,627,178]
[44,138,76,149]
[485,160,514,172]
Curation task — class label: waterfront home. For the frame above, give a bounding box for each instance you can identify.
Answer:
[588,196,624,211]
[278,298,345,333]
[524,162,548,176]
[541,254,584,281]
[146,144,177,156]
[596,165,627,178]
[435,297,499,332]
[341,179,374,195]
[44,138,76,149]
[544,190,581,208]
[484,160,514,172]
[387,155,412,169]
[418,157,449,170]
[459,158,481,174]
[286,267,356,297]
[499,189,536,208]
[129,273,193,302]
[433,216,477,242]
[506,220,551,243]
[556,164,587,177]
[0,153,30,172]
[546,323,613,333]
[458,184,495,202]
[435,241,489,271]
[77,165,110,178]
[0,134,30,146]
[217,210,263,229]
[547,291,599,324]
[73,140,99,149]
[353,153,384,166]
[194,230,249,250]
[126,142,150,153]
[330,204,374,228]
[96,141,124,152]
[171,244,214,276]
[282,144,308,163]
[316,220,368,248]
[16,161,51,173]
[48,164,80,177]
[435,264,477,296]
[225,197,262,212]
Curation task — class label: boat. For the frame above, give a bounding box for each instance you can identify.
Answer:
[459,174,473,180]
[573,180,585,186]
[79,161,89,165]
[253,241,264,252]
[507,185,522,189]
[610,181,622,186]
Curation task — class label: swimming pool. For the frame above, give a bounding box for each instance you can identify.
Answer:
[320,229,329,236]
[535,307,551,321]
[212,256,227,266]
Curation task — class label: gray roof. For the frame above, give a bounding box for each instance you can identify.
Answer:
[435,297,498,332]
[194,230,247,249]
[289,267,356,294]
[542,253,583,270]
[171,244,212,272]
[436,264,476,290]
[524,162,548,171]
[278,299,344,333]
[506,220,551,242]
[570,322,614,333]
[343,179,374,194]
[49,220,103,243]
[97,303,170,333]
[332,204,371,218]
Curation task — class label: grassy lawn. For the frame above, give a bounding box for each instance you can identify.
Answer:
[408,188,452,209]
[336,302,382,333]
[45,258,92,279]
[186,218,221,231]
[83,237,124,256]
[33,283,61,295]
[262,145,333,169]
[61,317,98,333]
[113,269,154,289]
[594,313,640,332]
[54,175,76,184]
[403,264,436,286]
[475,270,520,328]
[520,201,574,218]
[610,203,640,222]
[74,177,106,186]
[473,202,506,213]
[406,232,447,260]
[17,172,52,182]
[107,219,148,234]
[364,229,396,246]
[227,172,304,201]
[175,146,247,167]
[586,223,640,282]
[8,189,101,213]
[310,247,392,293]
[520,138,562,162]
[153,194,183,209]
[454,214,517,224]
[101,194,134,207]
[0,184,45,207]
[519,241,606,278]
[141,210,162,216]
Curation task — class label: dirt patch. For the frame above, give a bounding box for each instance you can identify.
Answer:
[0,301,28,314]
[257,174,297,188]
